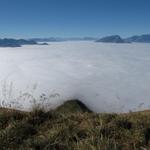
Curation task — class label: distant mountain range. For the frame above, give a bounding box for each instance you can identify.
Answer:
[0,34,150,47]
[96,34,150,43]
[32,34,150,44]
[125,34,150,43]
[0,39,38,47]
[96,35,126,43]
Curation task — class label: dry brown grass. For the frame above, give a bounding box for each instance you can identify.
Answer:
[0,100,150,150]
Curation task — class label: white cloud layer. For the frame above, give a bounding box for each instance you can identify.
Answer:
[0,41,150,112]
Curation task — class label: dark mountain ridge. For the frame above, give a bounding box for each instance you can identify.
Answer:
[96,34,150,43]
[0,38,37,47]
[96,35,126,43]
[125,34,150,43]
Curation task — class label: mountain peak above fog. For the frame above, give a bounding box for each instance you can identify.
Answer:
[125,34,150,43]
[96,35,126,43]
[0,38,37,47]
[96,34,150,43]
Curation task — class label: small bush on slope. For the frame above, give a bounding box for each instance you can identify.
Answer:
[0,100,150,149]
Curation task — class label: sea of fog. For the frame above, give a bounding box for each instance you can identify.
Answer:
[0,41,150,112]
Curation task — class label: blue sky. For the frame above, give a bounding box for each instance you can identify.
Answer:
[0,0,150,38]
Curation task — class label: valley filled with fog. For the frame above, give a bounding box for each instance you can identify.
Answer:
[0,41,150,112]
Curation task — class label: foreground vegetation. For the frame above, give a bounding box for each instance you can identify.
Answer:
[0,100,150,150]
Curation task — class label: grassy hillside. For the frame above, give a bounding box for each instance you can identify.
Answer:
[0,100,150,150]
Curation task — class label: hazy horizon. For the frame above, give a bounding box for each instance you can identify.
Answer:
[1,33,150,40]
